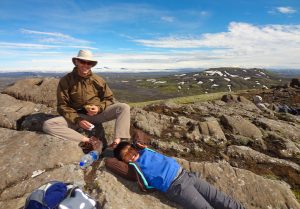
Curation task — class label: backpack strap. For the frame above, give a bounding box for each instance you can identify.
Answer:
[129,162,155,192]
[24,189,46,209]
[57,183,102,209]
[65,184,79,198]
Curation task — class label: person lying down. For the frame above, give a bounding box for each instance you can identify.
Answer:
[113,141,245,209]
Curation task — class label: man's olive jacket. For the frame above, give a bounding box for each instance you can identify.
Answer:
[57,68,114,124]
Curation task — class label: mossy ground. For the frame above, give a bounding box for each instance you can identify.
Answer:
[292,189,300,203]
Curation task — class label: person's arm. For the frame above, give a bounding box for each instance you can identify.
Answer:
[129,162,156,193]
[57,80,82,124]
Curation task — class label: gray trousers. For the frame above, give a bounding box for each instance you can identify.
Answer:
[165,170,245,209]
[43,103,131,142]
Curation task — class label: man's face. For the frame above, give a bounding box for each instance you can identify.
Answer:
[120,145,140,163]
[75,59,94,77]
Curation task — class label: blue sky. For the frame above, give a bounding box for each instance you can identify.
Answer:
[0,0,299,72]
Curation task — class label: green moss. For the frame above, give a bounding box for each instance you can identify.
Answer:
[292,189,300,203]
[263,174,280,181]
[159,85,179,93]
[129,91,226,107]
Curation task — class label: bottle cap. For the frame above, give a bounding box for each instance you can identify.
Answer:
[79,161,84,167]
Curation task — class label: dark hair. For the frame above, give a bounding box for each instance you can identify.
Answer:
[113,141,131,161]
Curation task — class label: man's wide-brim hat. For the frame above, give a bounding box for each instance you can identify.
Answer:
[72,50,98,67]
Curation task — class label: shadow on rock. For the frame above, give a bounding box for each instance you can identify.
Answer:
[17,113,57,132]
[105,168,180,209]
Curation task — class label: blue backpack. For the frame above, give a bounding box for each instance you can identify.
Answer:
[24,181,100,209]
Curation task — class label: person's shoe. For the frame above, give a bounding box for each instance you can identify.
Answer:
[78,141,93,154]
[108,141,118,149]
[108,138,129,149]
[89,136,103,153]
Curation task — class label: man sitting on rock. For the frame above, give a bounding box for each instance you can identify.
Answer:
[113,141,245,209]
[43,49,131,151]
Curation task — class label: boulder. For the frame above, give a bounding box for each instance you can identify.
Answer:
[192,100,261,120]
[0,93,54,130]
[290,78,300,88]
[220,115,263,139]
[221,94,251,103]
[2,77,59,107]
[255,117,300,142]
[131,108,175,137]
[227,134,267,150]
[151,139,191,153]
[93,161,181,209]
[227,145,300,170]
[184,125,202,141]
[0,128,83,193]
[0,165,84,209]
[198,117,227,146]
[183,160,300,209]
[265,131,300,159]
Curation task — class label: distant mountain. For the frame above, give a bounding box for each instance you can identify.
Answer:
[0,71,63,78]
[1,67,299,78]
[0,68,204,78]
[0,67,293,103]
[133,67,290,98]
[270,69,300,77]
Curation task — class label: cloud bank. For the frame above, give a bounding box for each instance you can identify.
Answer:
[1,22,300,72]
[276,7,297,14]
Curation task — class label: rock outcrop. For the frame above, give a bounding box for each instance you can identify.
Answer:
[2,77,59,107]
[0,78,300,209]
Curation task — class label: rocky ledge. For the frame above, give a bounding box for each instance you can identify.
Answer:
[0,77,300,209]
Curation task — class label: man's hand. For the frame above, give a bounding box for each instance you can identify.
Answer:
[85,105,99,116]
[79,120,93,130]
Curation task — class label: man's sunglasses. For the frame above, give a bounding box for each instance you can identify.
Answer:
[78,59,94,65]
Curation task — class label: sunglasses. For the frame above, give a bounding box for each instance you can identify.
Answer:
[78,59,94,65]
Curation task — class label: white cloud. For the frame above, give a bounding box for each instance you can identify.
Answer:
[134,22,300,49]
[21,29,91,45]
[0,41,96,50]
[276,7,296,14]
[1,22,300,72]
[129,22,300,69]
[161,16,174,23]
[0,42,58,49]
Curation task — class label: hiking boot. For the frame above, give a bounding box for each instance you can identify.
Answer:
[89,136,103,153]
[108,138,129,149]
[108,141,118,149]
[78,141,93,154]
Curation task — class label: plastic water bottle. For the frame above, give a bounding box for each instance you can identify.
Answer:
[79,150,100,169]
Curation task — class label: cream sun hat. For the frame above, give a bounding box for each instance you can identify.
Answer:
[72,50,98,67]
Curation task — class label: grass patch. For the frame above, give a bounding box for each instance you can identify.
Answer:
[263,174,280,181]
[129,91,227,108]
[292,189,300,203]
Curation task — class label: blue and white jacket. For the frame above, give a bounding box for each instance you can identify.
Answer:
[129,148,180,192]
